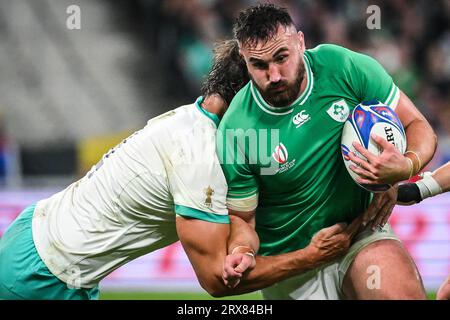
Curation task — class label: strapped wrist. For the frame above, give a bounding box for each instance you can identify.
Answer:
[243,252,255,259]
[231,245,255,256]
[416,172,442,200]
[405,150,422,175]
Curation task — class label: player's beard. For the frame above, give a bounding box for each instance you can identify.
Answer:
[252,56,306,108]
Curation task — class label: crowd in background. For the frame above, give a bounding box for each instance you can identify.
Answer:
[0,0,448,181]
[125,0,450,169]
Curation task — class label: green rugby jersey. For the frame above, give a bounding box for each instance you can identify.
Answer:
[217,44,401,256]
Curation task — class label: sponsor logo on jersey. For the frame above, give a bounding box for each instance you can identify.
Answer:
[204,186,214,208]
[327,99,350,122]
[272,143,296,174]
[292,110,311,128]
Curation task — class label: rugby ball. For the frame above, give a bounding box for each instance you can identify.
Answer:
[341,101,407,192]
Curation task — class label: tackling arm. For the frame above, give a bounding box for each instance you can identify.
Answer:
[176,213,313,297]
[226,210,259,256]
[177,210,361,297]
[222,210,319,294]
[433,161,450,192]
[220,209,363,296]
[398,161,450,205]
[176,216,230,297]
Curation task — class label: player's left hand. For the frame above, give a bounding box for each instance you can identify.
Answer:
[222,252,256,289]
[361,185,398,231]
[348,134,410,186]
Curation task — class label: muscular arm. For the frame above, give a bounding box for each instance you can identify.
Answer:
[223,210,316,295]
[176,216,230,297]
[396,90,437,175]
[176,214,316,297]
[177,210,357,297]
[221,210,361,296]
[227,210,259,255]
[433,161,450,192]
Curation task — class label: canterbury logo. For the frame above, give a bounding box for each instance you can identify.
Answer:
[292,110,311,128]
[272,143,288,164]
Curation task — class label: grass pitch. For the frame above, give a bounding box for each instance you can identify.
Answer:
[100,291,436,300]
[100,291,263,300]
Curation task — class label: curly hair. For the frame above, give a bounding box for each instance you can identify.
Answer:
[233,3,294,47]
[201,40,249,106]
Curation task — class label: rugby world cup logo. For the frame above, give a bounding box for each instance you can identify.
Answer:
[272,143,288,164]
[373,106,401,127]
[355,109,366,129]
[341,144,351,161]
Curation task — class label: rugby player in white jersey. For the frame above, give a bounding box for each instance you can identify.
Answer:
[0,40,363,299]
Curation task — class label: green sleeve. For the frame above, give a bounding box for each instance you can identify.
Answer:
[217,122,259,211]
[347,50,400,109]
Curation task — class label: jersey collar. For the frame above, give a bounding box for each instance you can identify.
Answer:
[195,96,220,127]
[250,54,314,116]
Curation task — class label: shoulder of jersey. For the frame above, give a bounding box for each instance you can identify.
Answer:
[145,104,200,132]
[306,44,355,75]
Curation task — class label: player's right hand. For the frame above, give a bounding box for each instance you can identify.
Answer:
[305,216,363,266]
[222,252,256,289]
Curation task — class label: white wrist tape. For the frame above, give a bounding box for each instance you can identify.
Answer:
[243,252,255,259]
[231,245,255,256]
[417,172,443,200]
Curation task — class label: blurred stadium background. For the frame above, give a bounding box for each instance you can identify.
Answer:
[0,0,448,300]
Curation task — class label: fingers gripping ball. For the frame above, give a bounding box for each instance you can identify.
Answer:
[341,101,406,192]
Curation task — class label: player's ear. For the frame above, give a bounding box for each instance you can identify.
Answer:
[297,31,305,52]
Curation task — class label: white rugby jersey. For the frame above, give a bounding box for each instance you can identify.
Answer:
[32,97,229,288]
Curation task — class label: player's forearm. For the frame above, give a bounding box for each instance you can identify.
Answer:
[433,162,450,193]
[219,218,323,296]
[224,248,318,295]
[227,214,259,254]
[404,118,437,175]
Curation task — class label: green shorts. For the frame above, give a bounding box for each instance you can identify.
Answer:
[0,204,99,300]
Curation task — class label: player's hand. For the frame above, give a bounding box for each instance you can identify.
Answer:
[305,216,363,266]
[362,185,398,230]
[348,134,410,186]
[222,252,256,289]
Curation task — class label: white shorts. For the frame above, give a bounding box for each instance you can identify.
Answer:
[261,223,400,300]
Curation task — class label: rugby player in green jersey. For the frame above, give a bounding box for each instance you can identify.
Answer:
[218,4,437,299]
[0,39,362,299]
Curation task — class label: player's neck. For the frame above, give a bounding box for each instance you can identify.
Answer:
[299,69,307,98]
[202,94,227,118]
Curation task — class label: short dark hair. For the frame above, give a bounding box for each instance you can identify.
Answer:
[201,40,249,106]
[233,3,294,47]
